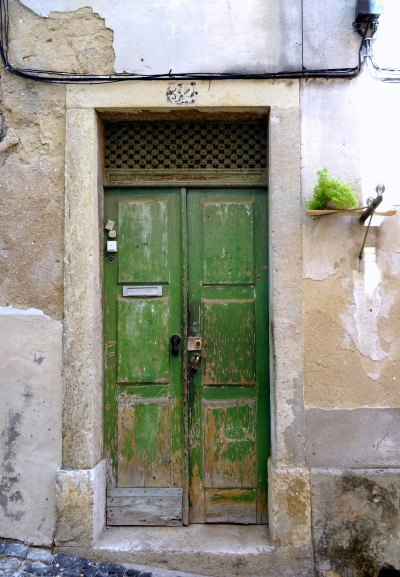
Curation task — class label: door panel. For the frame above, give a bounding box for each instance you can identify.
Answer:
[117,299,170,383]
[203,300,255,385]
[117,397,172,487]
[118,199,170,283]
[104,187,269,526]
[204,488,257,524]
[187,189,269,524]
[107,487,183,526]
[104,189,183,526]
[202,201,255,284]
[203,400,257,488]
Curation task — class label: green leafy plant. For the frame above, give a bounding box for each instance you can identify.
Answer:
[305,167,359,210]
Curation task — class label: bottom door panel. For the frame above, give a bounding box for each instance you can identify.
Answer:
[204,489,257,524]
[107,488,183,526]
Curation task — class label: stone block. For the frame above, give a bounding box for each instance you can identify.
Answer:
[305,408,400,468]
[268,460,312,548]
[63,108,103,472]
[269,106,305,468]
[55,460,106,546]
[311,469,400,577]
[4,543,29,558]
[26,549,54,564]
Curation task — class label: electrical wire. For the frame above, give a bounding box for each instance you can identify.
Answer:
[0,0,375,85]
[365,43,400,83]
[353,14,400,82]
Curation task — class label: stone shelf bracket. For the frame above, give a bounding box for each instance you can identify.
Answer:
[305,209,397,261]
[305,183,397,261]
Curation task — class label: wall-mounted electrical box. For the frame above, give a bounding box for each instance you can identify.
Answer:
[355,0,384,23]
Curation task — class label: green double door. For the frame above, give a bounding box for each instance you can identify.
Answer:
[104,188,269,526]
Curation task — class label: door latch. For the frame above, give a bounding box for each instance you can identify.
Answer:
[192,353,201,372]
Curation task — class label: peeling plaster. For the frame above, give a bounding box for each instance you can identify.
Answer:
[384,249,400,278]
[0,305,48,316]
[340,275,393,362]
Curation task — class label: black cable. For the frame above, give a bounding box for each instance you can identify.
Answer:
[301,0,304,71]
[0,0,368,84]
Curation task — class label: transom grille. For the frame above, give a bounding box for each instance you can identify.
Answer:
[104,121,267,171]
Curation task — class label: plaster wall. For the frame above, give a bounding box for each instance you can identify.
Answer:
[0,311,62,545]
[19,0,302,75]
[298,24,400,572]
[301,76,400,410]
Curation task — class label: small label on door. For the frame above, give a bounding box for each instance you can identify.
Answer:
[123,286,162,297]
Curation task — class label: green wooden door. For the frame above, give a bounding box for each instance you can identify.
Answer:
[104,188,269,526]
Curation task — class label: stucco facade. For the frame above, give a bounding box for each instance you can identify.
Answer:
[1,1,400,576]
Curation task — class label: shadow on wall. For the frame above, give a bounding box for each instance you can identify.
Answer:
[377,569,400,577]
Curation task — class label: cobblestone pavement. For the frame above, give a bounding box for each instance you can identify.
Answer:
[0,541,207,577]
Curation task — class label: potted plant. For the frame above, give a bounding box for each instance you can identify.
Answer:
[305,167,359,210]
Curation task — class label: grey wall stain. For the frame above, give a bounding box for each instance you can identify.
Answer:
[0,411,25,520]
[0,385,34,521]
[34,351,45,364]
[312,472,400,577]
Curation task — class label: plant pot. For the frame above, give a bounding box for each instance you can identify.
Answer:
[325,201,338,209]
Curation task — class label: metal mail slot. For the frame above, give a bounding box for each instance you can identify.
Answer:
[123,285,162,297]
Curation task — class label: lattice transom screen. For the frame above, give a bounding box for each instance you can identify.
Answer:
[104,121,267,171]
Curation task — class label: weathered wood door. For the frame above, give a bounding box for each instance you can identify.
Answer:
[104,188,269,526]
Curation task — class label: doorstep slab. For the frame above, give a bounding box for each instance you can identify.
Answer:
[55,525,313,577]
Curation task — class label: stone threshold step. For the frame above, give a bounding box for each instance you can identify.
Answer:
[55,525,313,577]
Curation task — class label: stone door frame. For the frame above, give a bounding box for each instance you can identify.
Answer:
[57,80,311,548]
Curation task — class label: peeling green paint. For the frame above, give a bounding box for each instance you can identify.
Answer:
[211,490,256,502]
